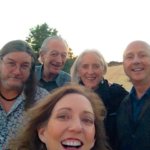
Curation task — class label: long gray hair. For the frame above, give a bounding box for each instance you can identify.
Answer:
[0,40,37,109]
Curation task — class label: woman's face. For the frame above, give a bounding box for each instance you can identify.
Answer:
[38,93,95,150]
[78,53,104,89]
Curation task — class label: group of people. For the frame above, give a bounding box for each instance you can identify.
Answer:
[0,36,150,150]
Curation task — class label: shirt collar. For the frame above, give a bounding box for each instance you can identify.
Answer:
[130,86,150,100]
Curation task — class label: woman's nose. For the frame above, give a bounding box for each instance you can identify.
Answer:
[87,66,94,74]
[68,118,83,133]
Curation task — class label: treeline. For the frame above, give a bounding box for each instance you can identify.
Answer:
[108,61,123,66]
[16,22,122,73]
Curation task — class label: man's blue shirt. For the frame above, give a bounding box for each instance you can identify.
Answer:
[35,65,71,92]
[130,87,150,122]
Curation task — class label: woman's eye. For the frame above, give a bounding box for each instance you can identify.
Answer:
[57,114,70,120]
[81,64,88,69]
[93,64,100,69]
[82,118,94,125]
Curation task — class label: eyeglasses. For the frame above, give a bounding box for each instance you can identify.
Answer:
[1,59,32,73]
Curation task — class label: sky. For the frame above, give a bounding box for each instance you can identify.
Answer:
[0,0,150,62]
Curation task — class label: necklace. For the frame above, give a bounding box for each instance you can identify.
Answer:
[0,91,21,101]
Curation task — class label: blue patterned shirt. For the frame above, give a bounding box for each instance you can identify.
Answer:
[0,86,49,149]
[35,65,71,92]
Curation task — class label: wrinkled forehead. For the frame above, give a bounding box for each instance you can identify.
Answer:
[123,41,150,57]
[47,39,68,52]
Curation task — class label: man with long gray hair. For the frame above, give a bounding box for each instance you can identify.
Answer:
[0,40,48,149]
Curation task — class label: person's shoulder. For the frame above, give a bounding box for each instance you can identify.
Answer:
[34,86,49,101]
[118,94,130,111]
[35,65,42,71]
[60,70,70,76]
[59,71,71,79]
[36,86,49,93]
[103,79,128,91]
[109,82,129,96]
[35,65,43,80]
[110,82,127,91]
[56,71,71,86]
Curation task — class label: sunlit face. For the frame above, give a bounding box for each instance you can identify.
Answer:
[123,41,150,85]
[0,52,32,90]
[41,39,68,75]
[38,93,95,150]
[78,53,104,89]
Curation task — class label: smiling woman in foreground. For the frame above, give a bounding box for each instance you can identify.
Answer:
[9,84,111,150]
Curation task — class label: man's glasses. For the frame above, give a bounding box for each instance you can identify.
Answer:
[1,58,32,73]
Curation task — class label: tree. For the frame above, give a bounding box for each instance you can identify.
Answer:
[26,22,77,70]
[63,57,77,73]
[63,48,77,73]
[68,48,74,59]
[26,23,58,53]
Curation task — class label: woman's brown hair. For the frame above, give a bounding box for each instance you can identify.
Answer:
[9,84,111,150]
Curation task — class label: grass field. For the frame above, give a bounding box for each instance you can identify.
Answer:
[105,65,132,91]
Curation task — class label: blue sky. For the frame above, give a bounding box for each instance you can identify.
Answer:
[0,0,150,62]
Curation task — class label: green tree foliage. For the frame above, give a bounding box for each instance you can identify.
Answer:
[68,48,74,59]
[63,48,77,73]
[63,56,77,73]
[26,23,58,53]
[26,22,77,72]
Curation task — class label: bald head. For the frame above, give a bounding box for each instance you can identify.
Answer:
[123,40,150,85]
[123,40,150,60]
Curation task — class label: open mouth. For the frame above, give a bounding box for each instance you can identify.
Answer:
[61,140,83,149]
[51,62,62,68]
[131,68,144,73]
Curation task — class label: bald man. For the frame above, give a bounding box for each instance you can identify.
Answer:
[117,40,150,150]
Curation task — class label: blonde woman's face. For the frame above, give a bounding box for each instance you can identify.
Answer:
[78,53,104,89]
[38,93,95,150]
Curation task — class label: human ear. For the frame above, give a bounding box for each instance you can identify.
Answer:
[39,52,46,64]
[37,127,47,143]
[90,138,95,149]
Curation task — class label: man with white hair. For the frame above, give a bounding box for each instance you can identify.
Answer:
[35,36,70,92]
